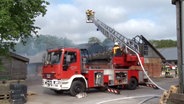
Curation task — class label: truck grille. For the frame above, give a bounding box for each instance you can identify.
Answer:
[43,73,55,79]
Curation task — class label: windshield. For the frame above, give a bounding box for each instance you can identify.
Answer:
[46,51,62,64]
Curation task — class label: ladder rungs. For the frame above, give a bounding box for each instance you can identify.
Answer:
[95,19,139,53]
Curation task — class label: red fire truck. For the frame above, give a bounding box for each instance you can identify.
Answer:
[42,10,148,96]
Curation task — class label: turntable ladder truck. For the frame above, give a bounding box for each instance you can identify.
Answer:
[42,10,147,96]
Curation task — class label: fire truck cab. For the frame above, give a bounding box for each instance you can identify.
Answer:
[42,48,87,95]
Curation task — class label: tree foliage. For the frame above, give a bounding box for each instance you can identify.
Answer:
[0,0,49,56]
[102,38,113,47]
[14,35,75,56]
[149,39,177,48]
[88,37,101,44]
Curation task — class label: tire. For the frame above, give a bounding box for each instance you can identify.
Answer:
[10,84,27,94]
[11,94,22,99]
[10,84,22,90]
[127,78,138,90]
[10,95,27,103]
[10,98,24,104]
[70,81,85,96]
[11,89,23,94]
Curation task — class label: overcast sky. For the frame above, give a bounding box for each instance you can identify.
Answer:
[35,0,176,44]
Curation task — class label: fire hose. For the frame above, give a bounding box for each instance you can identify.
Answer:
[96,47,166,104]
[96,95,161,104]
[127,46,167,91]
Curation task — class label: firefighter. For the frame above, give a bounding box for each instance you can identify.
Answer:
[175,66,178,77]
[164,64,170,77]
[112,42,122,56]
[165,67,170,76]
[86,9,94,22]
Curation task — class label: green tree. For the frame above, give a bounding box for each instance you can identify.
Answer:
[0,0,49,55]
[102,38,113,47]
[88,37,101,44]
[0,0,49,70]
[149,39,177,48]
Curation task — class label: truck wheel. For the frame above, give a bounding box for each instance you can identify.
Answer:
[127,78,138,90]
[70,81,85,96]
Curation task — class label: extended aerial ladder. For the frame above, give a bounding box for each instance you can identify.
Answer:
[85,10,166,91]
[86,10,140,54]
[86,10,144,68]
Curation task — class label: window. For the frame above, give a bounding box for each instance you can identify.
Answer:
[47,51,62,64]
[64,51,77,64]
[144,45,148,55]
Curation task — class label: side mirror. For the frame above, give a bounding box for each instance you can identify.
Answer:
[82,57,87,64]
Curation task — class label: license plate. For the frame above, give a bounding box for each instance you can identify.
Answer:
[46,80,52,86]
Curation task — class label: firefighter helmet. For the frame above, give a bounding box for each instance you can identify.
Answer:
[114,42,119,46]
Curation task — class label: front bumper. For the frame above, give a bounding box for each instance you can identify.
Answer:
[42,79,70,90]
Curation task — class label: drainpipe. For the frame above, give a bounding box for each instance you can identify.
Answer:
[172,0,184,93]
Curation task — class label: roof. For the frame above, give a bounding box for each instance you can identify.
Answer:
[140,35,165,60]
[28,51,46,63]
[10,52,29,62]
[158,47,177,61]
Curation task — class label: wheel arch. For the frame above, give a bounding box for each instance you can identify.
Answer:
[73,78,87,88]
[69,75,88,88]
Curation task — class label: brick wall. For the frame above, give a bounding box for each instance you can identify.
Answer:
[144,58,162,77]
